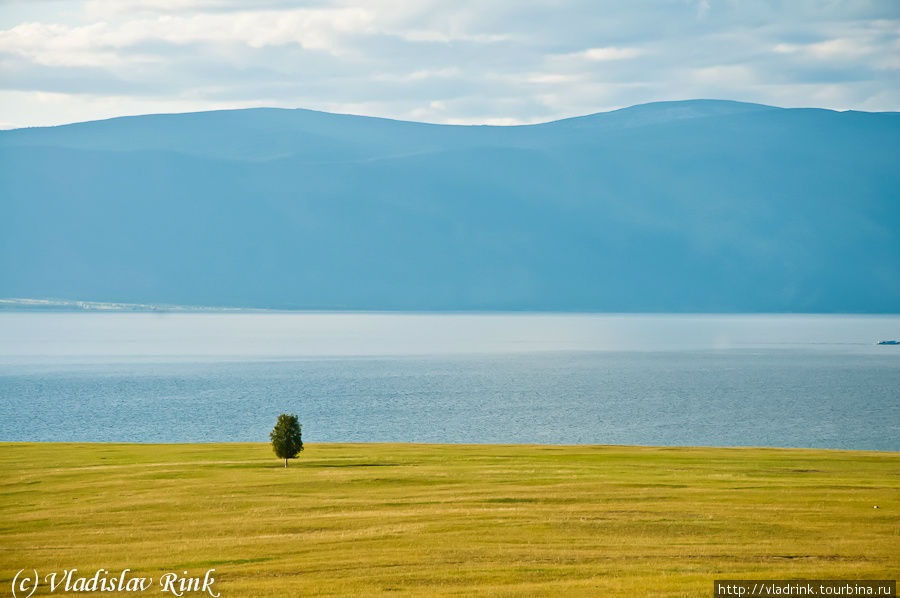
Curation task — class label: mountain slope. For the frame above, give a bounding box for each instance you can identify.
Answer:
[1,100,898,311]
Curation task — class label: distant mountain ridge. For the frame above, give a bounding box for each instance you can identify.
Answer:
[1,100,898,312]
[0,100,782,160]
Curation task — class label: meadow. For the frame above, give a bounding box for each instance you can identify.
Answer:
[1,442,897,597]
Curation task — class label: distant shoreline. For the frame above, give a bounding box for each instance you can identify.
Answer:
[2,299,900,316]
[0,297,269,313]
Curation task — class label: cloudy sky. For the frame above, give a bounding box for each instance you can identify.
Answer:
[0,0,898,128]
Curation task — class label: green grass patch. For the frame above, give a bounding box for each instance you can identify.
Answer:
[1,442,897,597]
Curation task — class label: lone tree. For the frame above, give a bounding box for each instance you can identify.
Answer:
[270,413,303,468]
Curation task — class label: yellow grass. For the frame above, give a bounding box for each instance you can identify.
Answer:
[1,443,897,597]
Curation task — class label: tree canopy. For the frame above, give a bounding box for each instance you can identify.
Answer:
[270,414,303,467]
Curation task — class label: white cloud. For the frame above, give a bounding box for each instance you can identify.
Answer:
[0,8,377,59]
[691,65,756,86]
[580,46,646,61]
[696,0,710,19]
[774,34,900,70]
[372,67,462,83]
[0,0,898,128]
[83,0,232,16]
[525,73,581,85]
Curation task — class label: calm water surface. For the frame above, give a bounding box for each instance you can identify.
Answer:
[0,313,897,449]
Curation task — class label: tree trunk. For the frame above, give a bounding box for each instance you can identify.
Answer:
[284,457,288,468]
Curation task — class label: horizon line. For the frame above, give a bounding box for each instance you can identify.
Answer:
[3,98,896,133]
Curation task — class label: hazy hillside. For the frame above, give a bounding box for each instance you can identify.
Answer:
[1,100,898,311]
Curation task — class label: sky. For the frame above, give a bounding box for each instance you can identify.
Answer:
[0,0,898,129]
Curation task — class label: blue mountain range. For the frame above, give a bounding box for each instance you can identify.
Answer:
[1,99,897,311]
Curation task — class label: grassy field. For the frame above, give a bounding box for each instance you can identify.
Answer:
[1,443,897,597]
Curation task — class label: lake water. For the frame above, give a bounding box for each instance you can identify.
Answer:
[0,312,897,450]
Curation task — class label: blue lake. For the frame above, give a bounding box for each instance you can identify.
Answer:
[0,313,897,449]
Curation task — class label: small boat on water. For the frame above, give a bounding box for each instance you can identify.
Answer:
[876,340,899,345]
